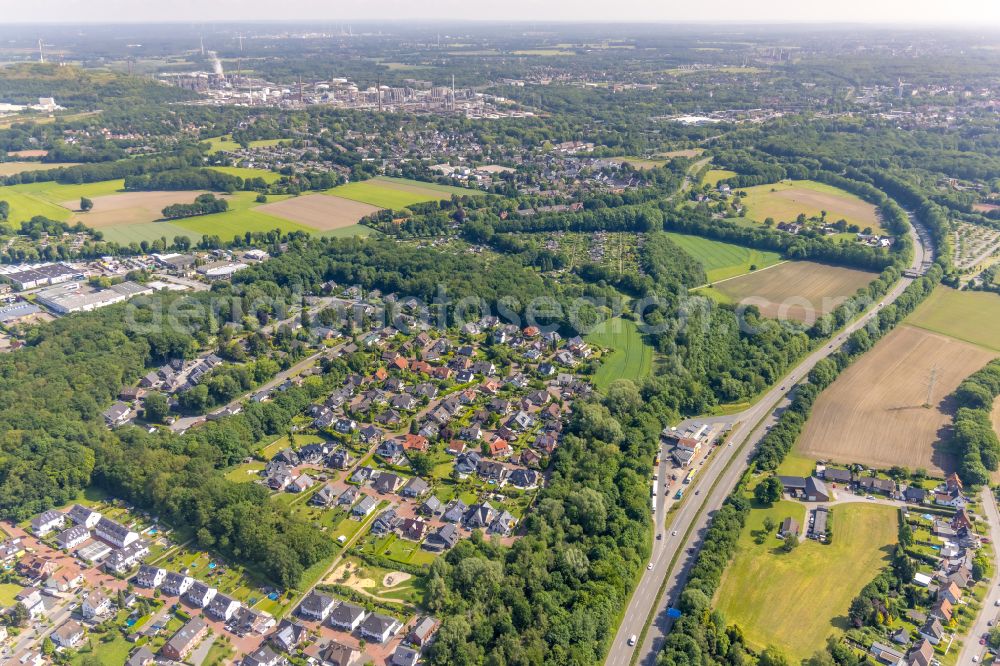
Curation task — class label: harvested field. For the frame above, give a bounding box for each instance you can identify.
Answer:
[60,190,213,227]
[256,194,381,231]
[700,260,876,323]
[656,148,704,158]
[795,325,995,475]
[740,180,882,233]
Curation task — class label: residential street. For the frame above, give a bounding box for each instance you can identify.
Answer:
[607,214,930,666]
[957,489,1000,665]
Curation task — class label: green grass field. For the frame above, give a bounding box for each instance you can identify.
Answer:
[703,169,737,186]
[666,232,783,283]
[208,166,282,184]
[326,176,480,209]
[715,501,897,661]
[0,583,21,607]
[905,286,1000,352]
[203,136,285,153]
[774,452,817,478]
[585,317,655,390]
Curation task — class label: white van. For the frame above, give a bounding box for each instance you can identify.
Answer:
[628,635,637,647]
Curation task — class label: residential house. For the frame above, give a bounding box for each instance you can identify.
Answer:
[161,572,193,597]
[905,639,934,666]
[289,473,315,493]
[135,565,166,589]
[328,602,367,632]
[442,499,468,523]
[377,440,405,464]
[312,484,338,507]
[400,476,429,498]
[391,646,420,666]
[399,518,427,541]
[406,616,438,647]
[359,425,383,444]
[104,542,149,575]
[338,487,359,507]
[242,645,287,666]
[352,495,378,518]
[374,473,403,494]
[297,592,337,622]
[310,640,360,666]
[206,594,242,621]
[779,517,800,538]
[489,511,517,537]
[869,642,904,666]
[424,524,459,552]
[420,496,443,516]
[125,646,156,666]
[270,619,308,653]
[82,590,112,620]
[918,617,944,645]
[372,509,398,536]
[104,401,132,427]
[95,517,139,549]
[184,580,217,608]
[55,525,90,550]
[44,571,83,593]
[929,598,953,623]
[232,607,276,636]
[464,502,496,530]
[857,476,896,495]
[67,504,102,529]
[30,510,64,536]
[17,555,57,582]
[329,449,353,470]
[51,620,84,649]
[359,613,402,644]
[159,617,207,662]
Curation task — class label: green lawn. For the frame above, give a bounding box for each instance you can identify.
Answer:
[204,136,285,153]
[774,452,817,478]
[224,461,264,483]
[71,633,134,665]
[207,166,282,184]
[666,232,783,283]
[0,583,21,606]
[99,221,195,246]
[0,186,74,224]
[325,176,480,209]
[585,317,655,390]
[715,501,898,661]
[703,169,737,186]
[172,207,311,239]
[905,286,1000,352]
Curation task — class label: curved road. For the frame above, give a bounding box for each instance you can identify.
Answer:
[607,213,930,666]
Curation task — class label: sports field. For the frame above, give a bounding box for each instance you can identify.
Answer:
[257,194,381,231]
[905,286,1000,352]
[325,176,480,209]
[666,232,782,283]
[703,169,737,186]
[0,161,80,176]
[203,136,284,153]
[740,180,882,233]
[795,325,993,475]
[699,260,876,323]
[715,502,897,661]
[584,317,655,390]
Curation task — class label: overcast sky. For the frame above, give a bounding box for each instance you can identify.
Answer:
[5,0,1000,25]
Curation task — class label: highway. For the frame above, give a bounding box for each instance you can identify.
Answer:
[607,214,930,666]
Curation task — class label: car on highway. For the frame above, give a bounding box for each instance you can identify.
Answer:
[695,489,700,495]
[671,530,678,536]
[628,635,637,647]
[647,563,653,570]
[657,533,662,540]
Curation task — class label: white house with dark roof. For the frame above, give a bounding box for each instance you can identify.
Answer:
[359,613,401,643]
[161,572,193,596]
[67,504,102,529]
[184,580,217,608]
[328,602,366,631]
[30,510,64,536]
[136,564,166,589]
[95,517,139,549]
[55,525,90,550]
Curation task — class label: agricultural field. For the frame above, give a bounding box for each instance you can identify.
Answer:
[666,232,782,283]
[795,325,994,475]
[715,502,897,661]
[906,287,1000,352]
[257,193,381,231]
[656,148,704,159]
[606,156,668,169]
[65,190,214,227]
[0,161,80,176]
[325,175,480,209]
[738,179,883,234]
[698,260,877,323]
[702,169,737,186]
[585,317,655,390]
[203,135,285,153]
